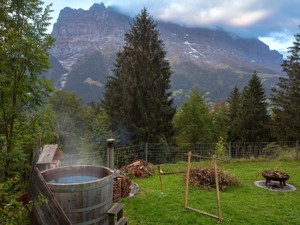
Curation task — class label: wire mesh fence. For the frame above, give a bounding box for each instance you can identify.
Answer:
[62,141,299,168]
[114,143,217,167]
[62,152,105,166]
[229,141,298,159]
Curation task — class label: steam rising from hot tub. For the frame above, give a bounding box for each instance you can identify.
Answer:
[61,138,115,169]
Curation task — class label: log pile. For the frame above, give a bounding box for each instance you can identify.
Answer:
[120,160,153,178]
[113,175,132,202]
[188,168,239,190]
[50,160,61,169]
[262,170,289,179]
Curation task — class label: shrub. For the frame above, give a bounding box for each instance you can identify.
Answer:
[214,137,230,161]
[261,143,296,160]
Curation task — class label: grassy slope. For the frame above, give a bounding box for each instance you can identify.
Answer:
[119,160,300,225]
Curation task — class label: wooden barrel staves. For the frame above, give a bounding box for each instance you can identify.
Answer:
[41,165,113,225]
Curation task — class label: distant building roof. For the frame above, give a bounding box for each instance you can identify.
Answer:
[36,144,63,165]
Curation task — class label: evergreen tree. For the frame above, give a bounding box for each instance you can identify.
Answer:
[271,27,300,141]
[227,86,241,142]
[237,72,270,142]
[102,8,175,144]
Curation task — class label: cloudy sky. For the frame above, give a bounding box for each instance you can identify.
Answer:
[43,0,300,57]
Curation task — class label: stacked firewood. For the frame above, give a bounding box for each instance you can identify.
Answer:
[121,160,153,178]
[188,167,239,190]
[50,160,61,169]
[113,175,132,202]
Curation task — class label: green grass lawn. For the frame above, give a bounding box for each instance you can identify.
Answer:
[119,160,300,225]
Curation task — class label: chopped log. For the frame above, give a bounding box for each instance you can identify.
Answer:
[262,170,289,179]
[113,175,132,202]
[121,160,153,178]
[128,161,141,167]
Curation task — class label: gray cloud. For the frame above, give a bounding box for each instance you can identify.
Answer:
[104,0,299,37]
[103,0,300,55]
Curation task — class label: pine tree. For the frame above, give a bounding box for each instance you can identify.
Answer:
[271,27,300,141]
[102,8,175,144]
[227,86,241,142]
[237,72,270,142]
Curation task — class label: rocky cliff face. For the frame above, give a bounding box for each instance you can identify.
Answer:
[47,3,283,105]
[50,3,128,68]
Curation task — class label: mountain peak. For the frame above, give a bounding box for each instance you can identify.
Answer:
[48,4,283,104]
[89,3,106,11]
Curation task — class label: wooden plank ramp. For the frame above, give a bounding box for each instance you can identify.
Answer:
[28,166,72,225]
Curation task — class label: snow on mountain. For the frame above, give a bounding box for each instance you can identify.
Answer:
[45,3,283,105]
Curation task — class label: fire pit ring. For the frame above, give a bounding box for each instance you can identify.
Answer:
[254,180,296,192]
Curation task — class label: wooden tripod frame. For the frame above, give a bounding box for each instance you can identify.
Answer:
[184,151,223,223]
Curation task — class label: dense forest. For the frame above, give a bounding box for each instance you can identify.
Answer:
[0,1,299,223]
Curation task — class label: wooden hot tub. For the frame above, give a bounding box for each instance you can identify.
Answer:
[41,165,114,225]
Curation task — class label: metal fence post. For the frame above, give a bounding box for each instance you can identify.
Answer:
[296,140,299,160]
[145,142,148,162]
[107,138,115,170]
[228,142,232,159]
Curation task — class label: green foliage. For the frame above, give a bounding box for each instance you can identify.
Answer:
[48,91,112,161]
[214,137,229,161]
[0,148,27,178]
[34,104,59,145]
[174,88,228,143]
[48,90,86,154]
[79,101,113,165]
[103,8,175,145]
[0,174,49,225]
[0,174,29,224]
[236,71,271,142]
[271,27,300,141]
[210,101,229,142]
[261,142,297,160]
[173,88,212,143]
[0,103,58,181]
[0,0,55,177]
[227,86,241,142]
